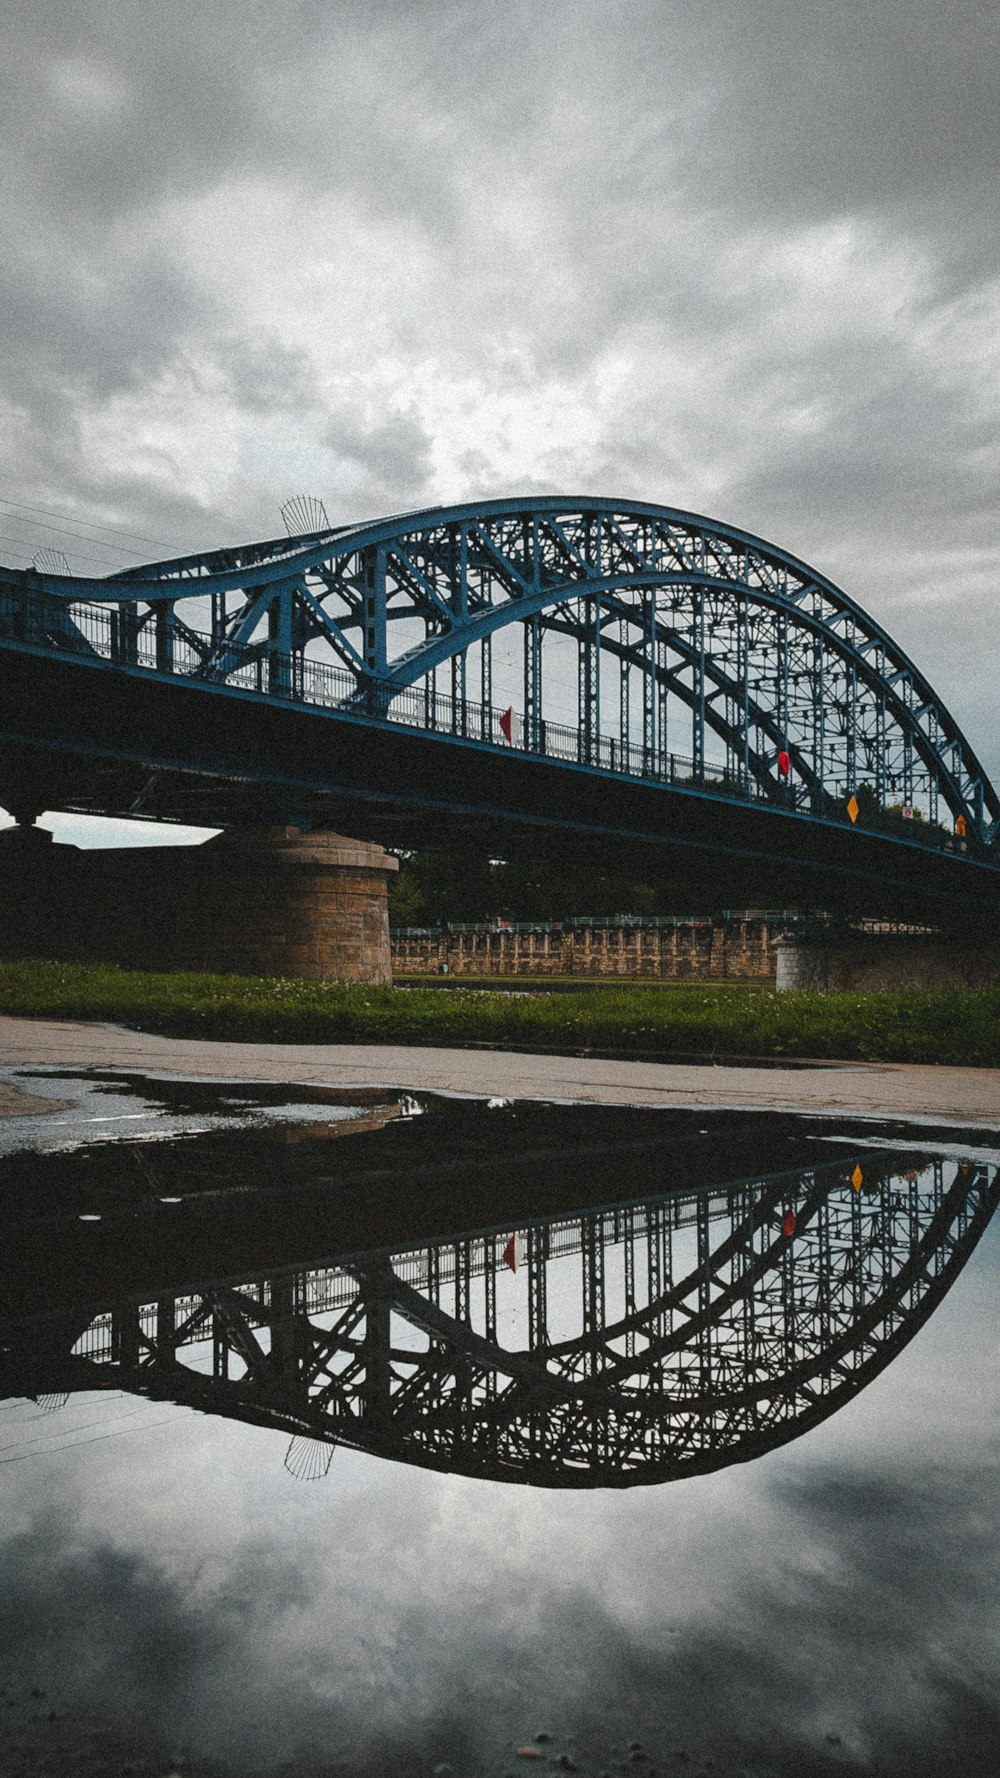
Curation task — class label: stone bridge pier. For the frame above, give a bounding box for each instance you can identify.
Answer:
[0,822,399,983]
[774,928,1000,991]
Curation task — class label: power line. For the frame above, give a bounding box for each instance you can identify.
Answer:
[0,1413,181,1464]
[0,495,176,552]
[0,1401,160,1455]
[0,532,124,574]
[0,521,125,565]
[0,513,138,558]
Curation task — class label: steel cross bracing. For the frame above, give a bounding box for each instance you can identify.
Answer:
[9,1152,997,1489]
[1,496,996,849]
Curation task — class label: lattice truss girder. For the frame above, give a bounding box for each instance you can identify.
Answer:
[43,1154,999,1487]
[4,498,995,839]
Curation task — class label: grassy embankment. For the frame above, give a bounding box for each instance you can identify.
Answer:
[0,957,997,1065]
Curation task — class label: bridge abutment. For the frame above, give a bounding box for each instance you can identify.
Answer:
[0,823,399,983]
[774,930,1000,991]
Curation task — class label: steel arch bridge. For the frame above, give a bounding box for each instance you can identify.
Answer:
[4,1152,996,1488]
[2,496,998,919]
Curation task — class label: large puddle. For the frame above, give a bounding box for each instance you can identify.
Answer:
[2,1069,999,1777]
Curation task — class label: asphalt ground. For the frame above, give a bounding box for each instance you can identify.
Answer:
[2,1014,999,1128]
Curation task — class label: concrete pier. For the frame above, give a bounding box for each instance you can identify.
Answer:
[0,823,399,983]
[774,929,1000,991]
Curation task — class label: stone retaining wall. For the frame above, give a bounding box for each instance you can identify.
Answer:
[391,919,777,981]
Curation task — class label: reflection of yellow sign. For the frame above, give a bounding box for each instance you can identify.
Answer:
[956,814,967,837]
[847,794,859,824]
[851,1164,864,1191]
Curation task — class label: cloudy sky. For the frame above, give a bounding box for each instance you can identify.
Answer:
[2,0,999,837]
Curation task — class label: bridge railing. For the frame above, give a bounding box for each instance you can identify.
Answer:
[0,584,977,857]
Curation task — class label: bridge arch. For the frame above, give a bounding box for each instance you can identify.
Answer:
[3,495,996,845]
[5,1154,996,1489]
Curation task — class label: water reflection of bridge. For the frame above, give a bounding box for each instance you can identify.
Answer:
[4,1149,995,1488]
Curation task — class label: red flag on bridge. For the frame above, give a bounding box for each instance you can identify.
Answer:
[499,706,513,743]
[502,1231,520,1273]
[782,1210,797,1238]
[778,749,791,778]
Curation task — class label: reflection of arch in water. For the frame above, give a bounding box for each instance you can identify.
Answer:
[3,1153,996,1488]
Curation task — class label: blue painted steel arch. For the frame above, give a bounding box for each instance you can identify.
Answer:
[1,494,996,851]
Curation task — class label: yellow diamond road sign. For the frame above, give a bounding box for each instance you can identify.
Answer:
[847,794,859,824]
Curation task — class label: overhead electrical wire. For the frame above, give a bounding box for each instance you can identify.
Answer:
[0,1400,169,1455]
[0,1412,181,1464]
[0,495,176,552]
[0,514,140,557]
[0,532,126,574]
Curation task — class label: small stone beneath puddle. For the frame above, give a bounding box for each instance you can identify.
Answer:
[517,1750,544,1761]
[535,1732,552,1744]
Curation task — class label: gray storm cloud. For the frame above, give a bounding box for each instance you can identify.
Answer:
[2,1449,1000,1776]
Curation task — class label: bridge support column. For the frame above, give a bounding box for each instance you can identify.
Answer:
[0,819,62,959]
[184,826,399,983]
[0,823,399,984]
[774,930,1000,992]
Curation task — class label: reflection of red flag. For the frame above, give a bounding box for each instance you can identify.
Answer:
[782,1210,796,1237]
[778,749,791,778]
[502,1232,519,1273]
[499,706,513,743]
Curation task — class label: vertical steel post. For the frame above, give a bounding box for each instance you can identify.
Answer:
[524,613,542,753]
[739,596,750,791]
[360,544,388,712]
[528,1226,548,1353]
[778,610,789,764]
[814,628,826,811]
[361,1265,392,1432]
[480,633,492,739]
[619,648,630,769]
[642,590,656,775]
[657,640,669,776]
[875,692,887,808]
[926,713,940,826]
[484,1236,498,1347]
[578,597,600,765]
[581,1214,604,1379]
[211,588,226,652]
[449,524,467,734]
[155,605,175,676]
[846,629,857,799]
[451,649,467,735]
[624,1207,636,1359]
[268,583,293,696]
[692,587,705,782]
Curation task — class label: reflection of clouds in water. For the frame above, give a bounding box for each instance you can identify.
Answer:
[2,1230,999,1774]
[3,1444,1000,1774]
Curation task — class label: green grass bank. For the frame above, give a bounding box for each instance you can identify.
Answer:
[0,958,996,1066]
